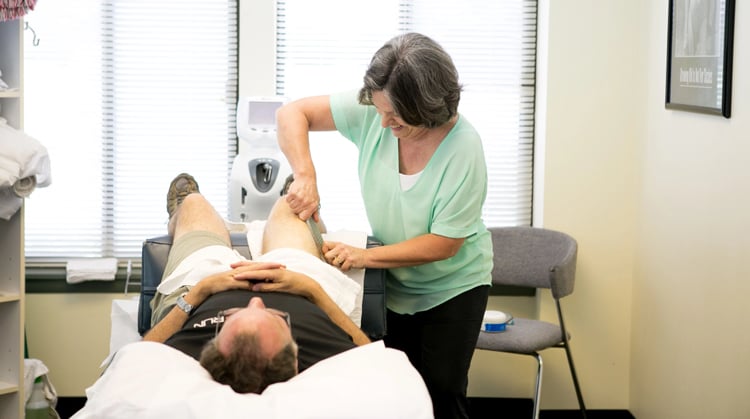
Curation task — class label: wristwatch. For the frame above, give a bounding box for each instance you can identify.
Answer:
[176,292,194,315]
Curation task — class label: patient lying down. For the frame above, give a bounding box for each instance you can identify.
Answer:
[143,173,370,394]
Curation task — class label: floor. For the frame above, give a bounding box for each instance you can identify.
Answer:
[469,397,635,419]
[56,396,636,418]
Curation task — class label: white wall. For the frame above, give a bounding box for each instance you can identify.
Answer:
[504,0,646,409]
[631,1,750,418]
[26,294,127,396]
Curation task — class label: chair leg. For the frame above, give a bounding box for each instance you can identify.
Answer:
[557,301,587,419]
[562,341,587,419]
[532,353,542,419]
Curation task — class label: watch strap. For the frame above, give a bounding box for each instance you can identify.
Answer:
[176,292,194,315]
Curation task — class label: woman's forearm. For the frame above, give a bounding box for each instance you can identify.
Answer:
[364,233,465,269]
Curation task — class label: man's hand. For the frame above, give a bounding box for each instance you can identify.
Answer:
[233,266,318,299]
[194,261,285,298]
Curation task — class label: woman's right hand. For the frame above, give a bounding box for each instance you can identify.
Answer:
[285,175,321,221]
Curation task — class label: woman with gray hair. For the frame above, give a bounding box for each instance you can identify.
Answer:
[276,32,492,419]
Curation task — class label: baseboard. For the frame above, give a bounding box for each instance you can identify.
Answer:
[469,397,635,419]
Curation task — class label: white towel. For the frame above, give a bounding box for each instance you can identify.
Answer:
[24,358,58,407]
[0,117,51,219]
[101,297,142,368]
[323,230,368,326]
[0,117,51,189]
[224,218,369,324]
[244,223,368,325]
[0,176,35,220]
[13,175,36,197]
[157,245,245,295]
[66,258,119,284]
[257,248,361,317]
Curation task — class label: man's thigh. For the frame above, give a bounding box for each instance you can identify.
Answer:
[262,198,320,256]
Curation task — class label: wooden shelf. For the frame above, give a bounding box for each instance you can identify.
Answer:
[0,294,21,303]
[0,382,19,396]
[0,90,21,98]
[0,17,25,419]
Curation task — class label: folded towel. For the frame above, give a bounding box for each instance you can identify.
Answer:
[323,229,368,326]
[0,118,51,219]
[157,246,245,295]
[66,258,119,284]
[0,117,52,189]
[257,248,361,316]
[224,218,369,324]
[13,175,36,197]
[0,177,39,220]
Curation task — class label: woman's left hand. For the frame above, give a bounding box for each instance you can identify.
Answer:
[323,241,365,272]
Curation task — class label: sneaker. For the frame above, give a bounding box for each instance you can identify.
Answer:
[167,173,200,218]
[280,174,294,196]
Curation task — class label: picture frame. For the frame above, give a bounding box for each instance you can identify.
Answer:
[665,0,735,118]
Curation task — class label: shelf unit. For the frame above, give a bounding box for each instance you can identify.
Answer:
[0,17,25,419]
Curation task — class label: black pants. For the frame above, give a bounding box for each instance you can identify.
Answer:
[384,285,489,419]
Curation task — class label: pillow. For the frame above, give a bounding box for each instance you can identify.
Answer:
[74,341,433,419]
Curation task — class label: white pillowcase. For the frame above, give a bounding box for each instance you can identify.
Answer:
[74,341,433,419]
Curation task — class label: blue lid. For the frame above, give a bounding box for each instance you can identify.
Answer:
[482,322,507,332]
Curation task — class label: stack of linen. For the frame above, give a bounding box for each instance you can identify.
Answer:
[0,117,51,220]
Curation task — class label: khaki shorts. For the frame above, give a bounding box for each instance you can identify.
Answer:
[150,231,230,326]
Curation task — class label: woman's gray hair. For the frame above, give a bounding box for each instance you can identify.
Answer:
[358,32,462,128]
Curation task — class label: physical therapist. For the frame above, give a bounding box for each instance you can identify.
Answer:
[275,32,492,419]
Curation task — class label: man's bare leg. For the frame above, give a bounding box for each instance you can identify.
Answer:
[262,197,321,257]
[169,193,231,245]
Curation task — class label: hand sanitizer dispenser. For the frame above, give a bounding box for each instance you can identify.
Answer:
[228,96,291,222]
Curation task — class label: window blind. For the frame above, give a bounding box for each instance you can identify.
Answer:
[23,0,238,259]
[276,0,536,233]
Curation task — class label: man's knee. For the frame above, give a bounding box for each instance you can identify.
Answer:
[268,197,296,221]
[263,197,318,255]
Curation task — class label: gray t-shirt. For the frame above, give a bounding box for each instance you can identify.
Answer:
[164,289,356,372]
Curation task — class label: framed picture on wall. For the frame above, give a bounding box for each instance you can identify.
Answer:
[665,0,735,118]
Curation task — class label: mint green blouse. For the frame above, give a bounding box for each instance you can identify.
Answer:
[330,90,492,314]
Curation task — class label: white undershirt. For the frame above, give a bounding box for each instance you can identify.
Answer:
[400,171,422,190]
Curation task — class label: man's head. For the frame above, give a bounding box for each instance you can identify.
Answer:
[199,297,298,393]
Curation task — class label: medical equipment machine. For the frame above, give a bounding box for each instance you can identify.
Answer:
[228,96,291,222]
